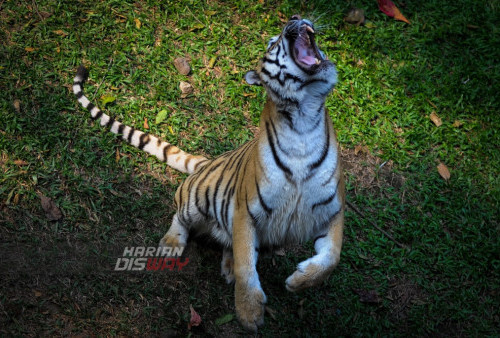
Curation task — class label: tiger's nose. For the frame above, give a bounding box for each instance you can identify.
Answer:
[290,14,301,20]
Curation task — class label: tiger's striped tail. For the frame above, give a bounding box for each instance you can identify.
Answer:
[73,66,208,174]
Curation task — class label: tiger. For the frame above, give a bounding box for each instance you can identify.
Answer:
[73,14,344,332]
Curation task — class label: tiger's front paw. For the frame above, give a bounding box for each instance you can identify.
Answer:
[235,282,267,332]
[285,261,333,292]
[158,234,186,256]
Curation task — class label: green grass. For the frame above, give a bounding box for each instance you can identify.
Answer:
[1,0,499,336]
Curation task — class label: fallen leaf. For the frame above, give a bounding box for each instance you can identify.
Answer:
[134,18,141,29]
[14,159,28,166]
[34,290,42,297]
[356,59,365,67]
[205,10,217,16]
[25,47,36,52]
[53,29,68,37]
[377,0,410,24]
[354,289,382,304]
[115,149,120,163]
[429,112,442,127]
[143,117,149,129]
[437,162,451,181]
[190,23,205,31]
[173,57,191,75]
[100,95,116,106]
[156,109,168,124]
[188,305,201,329]
[179,81,193,98]
[345,8,365,25]
[215,313,234,326]
[168,125,174,135]
[208,56,217,69]
[39,194,63,221]
[13,99,21,113]
[364,21,376,28]
[452,120,463,128]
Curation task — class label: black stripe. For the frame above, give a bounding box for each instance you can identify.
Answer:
[256,179,272,215]
[92,110,103,120]
[314,234,327,243]
[75,91,83,99]
[204,186,211,217]
[127,127,135,143]
[263,56,281,67]
[321,165,337,186]
[194,185,208,218]
[86,102,95,112]
[245,194,259,227]
[163,144,172,161]
[312,185,339,211]
[277,109,293,128]
[308,125,330,171]
[138,133,150,150]
[265,121,292,178]
[73,80,83,86]
[212,159,235,227]
[283,72,303,83]
[193,159,208,171]
[106,117,115,128]
[298,79,328,90]
[269,118,290,156]
[117,123,125,135]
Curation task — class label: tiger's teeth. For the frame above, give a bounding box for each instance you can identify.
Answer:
[306,26,315,34]
[315,58,320,65]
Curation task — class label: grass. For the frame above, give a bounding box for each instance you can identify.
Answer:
[1,0,499,335]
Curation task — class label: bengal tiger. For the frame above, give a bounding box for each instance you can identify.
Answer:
[73,14,344,331]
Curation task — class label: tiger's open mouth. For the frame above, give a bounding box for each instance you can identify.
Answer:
[291,23,324,70]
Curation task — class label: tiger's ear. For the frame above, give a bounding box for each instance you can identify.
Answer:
[245,71,262,86]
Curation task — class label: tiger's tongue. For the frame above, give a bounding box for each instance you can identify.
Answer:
[296,46,317,65]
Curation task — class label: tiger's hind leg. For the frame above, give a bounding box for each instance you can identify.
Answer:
[221,248,235,284]
[159,213,188,254]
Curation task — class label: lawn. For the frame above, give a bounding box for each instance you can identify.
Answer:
[1,0,499,336]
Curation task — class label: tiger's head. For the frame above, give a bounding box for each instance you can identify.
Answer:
[245,15,337,105]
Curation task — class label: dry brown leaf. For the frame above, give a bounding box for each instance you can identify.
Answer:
[134,18,141,29]
[53,29,68,37]
[452,120,463,128]
[115,149,120,163]
[345,8,365,25]
[173,57,191,75]
[25,47,36,52]
[13,99,21,113]
[34,290,42,297]
[377,0,410,24]
[188,305,201,329]
[179,81,193,98]
[429,112,442,127]
[39,194,63,221]
[437,162,451,181]
[14,159,28,166]
[143,117,149,129]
